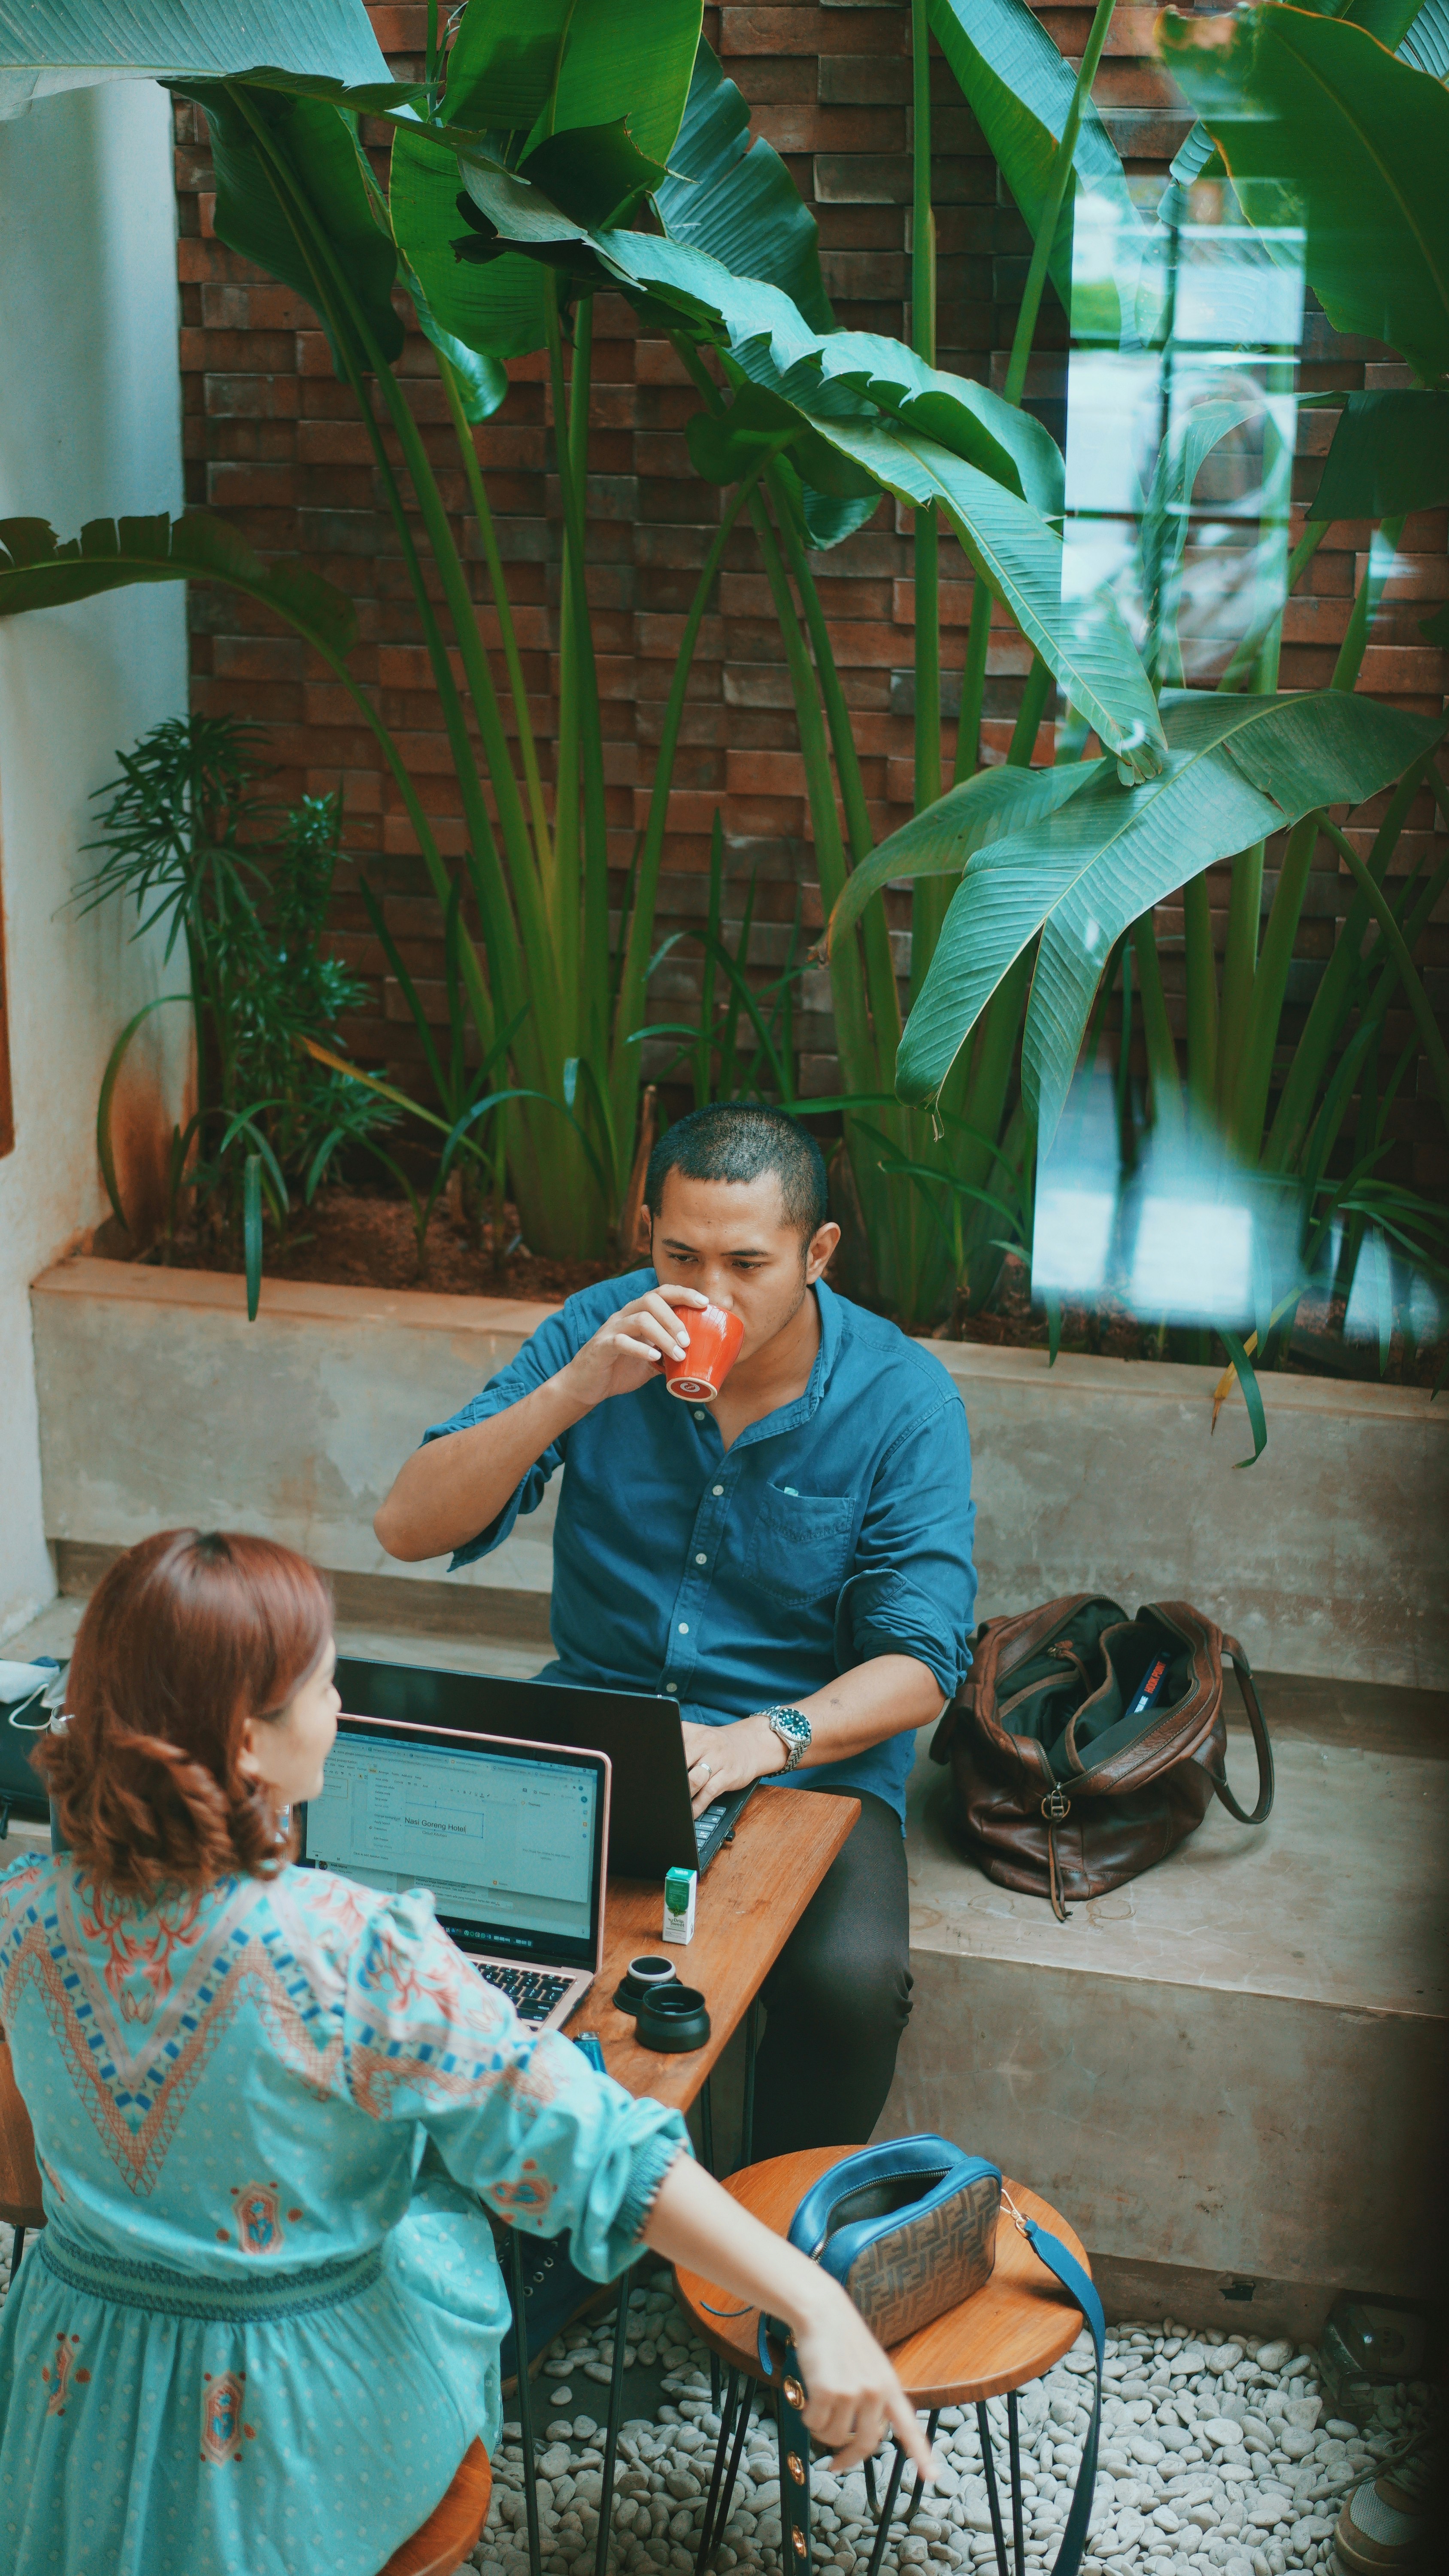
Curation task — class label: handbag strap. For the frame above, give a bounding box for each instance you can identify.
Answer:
[758,2211,1106,2576]
[1205,1645,1274,1826]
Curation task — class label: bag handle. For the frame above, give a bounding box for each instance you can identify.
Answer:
[760,2197,1106,2576]
[1206,1644,1274,1826]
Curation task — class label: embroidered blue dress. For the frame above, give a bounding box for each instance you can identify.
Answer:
[0,1852,687,2576]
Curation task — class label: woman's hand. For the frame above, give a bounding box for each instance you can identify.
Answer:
[680,1715,783,1817]
[642,2156,934,2480]
[555,1285,709,1412]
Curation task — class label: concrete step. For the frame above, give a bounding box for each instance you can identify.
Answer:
[886,1670,1449,2342]
[6,1602,1443,2339]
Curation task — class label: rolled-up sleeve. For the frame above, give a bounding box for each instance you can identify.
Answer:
[421,1305,582,1570]
[345,1891,691,2280]
[832,1392,976,1698]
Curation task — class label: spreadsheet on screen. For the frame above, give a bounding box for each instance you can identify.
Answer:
[306,1735,598,1941]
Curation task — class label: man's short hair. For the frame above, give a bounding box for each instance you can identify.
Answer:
[646,1103,829,1239]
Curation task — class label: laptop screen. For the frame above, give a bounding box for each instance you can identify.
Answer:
[299,1719,605,1969]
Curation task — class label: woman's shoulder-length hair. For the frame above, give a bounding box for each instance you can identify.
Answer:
[36,1528,331,1898]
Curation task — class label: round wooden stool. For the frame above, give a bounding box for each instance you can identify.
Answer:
[674,2148,1094,2576]
[377,2439,492,2576]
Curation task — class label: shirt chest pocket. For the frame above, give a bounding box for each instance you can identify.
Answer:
[744,1487,855,1607]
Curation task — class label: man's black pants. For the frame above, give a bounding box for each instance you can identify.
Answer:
[749,1787,912,2161]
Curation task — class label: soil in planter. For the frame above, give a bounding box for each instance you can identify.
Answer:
[131,1189,1446,1390]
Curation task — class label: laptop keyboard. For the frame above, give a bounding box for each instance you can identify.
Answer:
[695,1798,730,1856]
[479,1963,573,2024]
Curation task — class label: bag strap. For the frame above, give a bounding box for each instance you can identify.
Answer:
[1205,1644,1274,1826]
[758,2210,1106,2576]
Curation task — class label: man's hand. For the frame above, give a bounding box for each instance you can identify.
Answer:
[557,1284,709,1413]
[681,1714,784,1817]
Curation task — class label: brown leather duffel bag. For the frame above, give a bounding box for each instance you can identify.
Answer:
[929,1595,1274,1919]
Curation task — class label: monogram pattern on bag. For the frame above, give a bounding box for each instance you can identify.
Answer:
[844,2172,998,2348]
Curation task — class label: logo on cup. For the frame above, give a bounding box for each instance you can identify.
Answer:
[665,1303,744,1402]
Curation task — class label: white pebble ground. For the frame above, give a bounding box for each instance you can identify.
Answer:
[473,2273,1438,2576]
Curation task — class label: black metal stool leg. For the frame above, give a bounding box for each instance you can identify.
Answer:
[594,2263,634,2576]
[904,2410,940,2526]
[507,2227,543,2576]
[976,2402,1011,2576]
[1007,2390,1025,2576]
[736,2001,759,2172]
[861,2442,908,2576]
[694,2368,742,2572]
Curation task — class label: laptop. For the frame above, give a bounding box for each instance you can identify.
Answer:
[333,1657,755,1879]
[298,1716,609,2031]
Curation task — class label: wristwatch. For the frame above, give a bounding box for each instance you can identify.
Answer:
[761,1705,812,1772]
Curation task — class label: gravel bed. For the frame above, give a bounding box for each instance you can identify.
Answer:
[473,2274,1440,2576]
[1,2224,1434,2575]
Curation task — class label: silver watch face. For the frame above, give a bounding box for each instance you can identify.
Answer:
[769,1706,810,1754]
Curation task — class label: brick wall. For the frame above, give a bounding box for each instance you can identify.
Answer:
[173,2,1448,1190]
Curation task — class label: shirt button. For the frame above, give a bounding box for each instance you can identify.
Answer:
[694,1411,706,1423]
[678,1622,689,1635]
[695,1552,707,1566]
[665,1683,678,1695]
[712,1484,724,1497]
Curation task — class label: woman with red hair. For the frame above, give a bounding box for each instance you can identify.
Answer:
[0,1529,927,2576]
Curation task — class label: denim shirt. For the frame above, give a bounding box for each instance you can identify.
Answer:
[424,1272,976,1823]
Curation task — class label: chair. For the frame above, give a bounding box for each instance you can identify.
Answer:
[0,2036,45,2275]
[674,2147,1094,2576]
[378,2440,493,2576]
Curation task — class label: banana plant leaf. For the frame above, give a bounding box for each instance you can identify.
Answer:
[1308,389,1449,520]
[655,40,834,335]
[1159,5,1449,386]
[0,514,358,662]
[927,0,1137,336]
[588,234,1161,771]
[828,757,1107,947]
[896,689,1440,1133]
[1395,0,1449,76]
[440,0,701,168]
[390,123,551,361]
[0,0,405,121]
[183,85,403,373]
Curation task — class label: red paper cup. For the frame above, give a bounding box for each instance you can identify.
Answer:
[664,1302,744,1402]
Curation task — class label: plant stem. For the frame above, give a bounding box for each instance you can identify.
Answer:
[1001,0,1118,409]
[1006,656,1052,766]
[911,0,940,816]
[952,580,993,784]
[1132,911,1185,1144]
[1182,869,1219,1113]
[437,348,552,866]
[1331,516,1404,693]
[1314,814,1449,1136]
[1216,522,1327,692]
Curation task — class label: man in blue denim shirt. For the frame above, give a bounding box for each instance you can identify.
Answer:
[376,1106,976,2154]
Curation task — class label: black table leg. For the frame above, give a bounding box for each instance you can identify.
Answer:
[975,2402,1011,2576]
[1007,2391,1025,2576]
[694,2369,742,2572]
[507,2227,543,2576]
[861,2442,908,2576]
[700,2076,716,2177]
[594,2264,635,2576]
[9,2227,24,2274]
[904,2411,940,2526]
[736,2002,759,2172]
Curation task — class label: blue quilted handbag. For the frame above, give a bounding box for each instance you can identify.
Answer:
[759,2137,1106,2576]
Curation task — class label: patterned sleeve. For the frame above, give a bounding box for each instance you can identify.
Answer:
[342,1888,690,2279]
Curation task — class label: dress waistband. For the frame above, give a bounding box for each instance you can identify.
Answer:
[38,2227,384,2324]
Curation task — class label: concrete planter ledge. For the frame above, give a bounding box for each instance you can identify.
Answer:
[31,1255,1449,1685]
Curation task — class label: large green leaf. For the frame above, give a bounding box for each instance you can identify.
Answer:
[591,235,1164,768]
[442,0,701,167]
[1396,0,1449,78]
[184,85,402,373]
[0,0,403,119]
[928,0,1138,337]
[655,41,834,336]
[828,758,1106,948]
[0,514,358,662]
[1308,389,1449,519]
[895,689,1438,1128]
[1159,6,1449,386]
[390,122,550,361]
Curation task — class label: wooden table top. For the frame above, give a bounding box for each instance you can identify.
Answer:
[571,1788,859,2111]
[675,2148,1091,2406]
